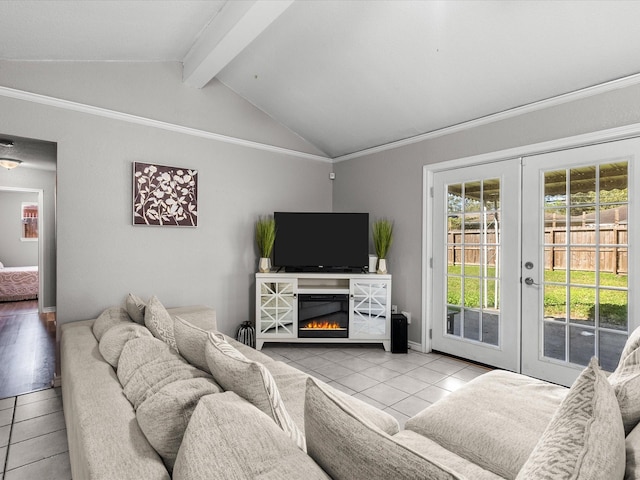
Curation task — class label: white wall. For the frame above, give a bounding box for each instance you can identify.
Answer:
[0,61,332,337]
[0,190,39,266]
[333,82,640,346]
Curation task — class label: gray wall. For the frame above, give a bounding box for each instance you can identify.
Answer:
[0,61,332,337]
[0,191,38,266]
[0,170,57,309]
[333,82,640,346]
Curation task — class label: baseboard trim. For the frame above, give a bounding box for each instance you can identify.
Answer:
[52,374,62,388]
[408,340,424,353]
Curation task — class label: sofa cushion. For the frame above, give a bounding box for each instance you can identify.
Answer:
[626,421,640,480]
[392,430,504,480]
[125,293,146,324]
[92,306,133,341]
[98,323,152,368]
[145,295,178,351]
[173,392,330,480]
[117,336,212,410]
[609,325,640,434]
[173,316,212,372]
[404,369,566,479]
[136,377,223,472]
[516,358,625,480]
[61,321,171,480]
[304,377,462,480]
[205,332,305,451]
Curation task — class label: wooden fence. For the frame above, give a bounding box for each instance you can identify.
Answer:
[448,225,627,274]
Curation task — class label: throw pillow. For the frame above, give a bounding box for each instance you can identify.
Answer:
[173,392,329,480]
[136,377,223,472]
[304,377,462,480]
[609,325,640,434]
[144,295,178,352]
[205,332,306,451]
[92,306,133,341]
[117,336,212,410]
[516,358,625,480]
[173,315,210,373]
[626,422,640,480]
[125,293,146,324]
[98,323,152,368]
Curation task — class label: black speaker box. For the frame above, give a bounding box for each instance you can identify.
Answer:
[391,313,408,353]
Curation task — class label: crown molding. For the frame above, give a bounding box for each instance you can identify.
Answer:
[0,85,331,163]
[333,73,640,162]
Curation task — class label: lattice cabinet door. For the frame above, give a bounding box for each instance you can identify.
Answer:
[256,277,297,339]
[349,279,391,339]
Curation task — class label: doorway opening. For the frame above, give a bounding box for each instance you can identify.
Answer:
[0,134,57,398]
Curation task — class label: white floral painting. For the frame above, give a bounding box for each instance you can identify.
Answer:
[133,162,198,227]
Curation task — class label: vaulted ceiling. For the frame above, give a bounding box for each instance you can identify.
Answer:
[2,0,640,159]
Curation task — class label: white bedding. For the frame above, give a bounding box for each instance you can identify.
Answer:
[0,266,39,302]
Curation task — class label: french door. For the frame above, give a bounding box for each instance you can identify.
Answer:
[521,140,638,386]
[431,160,521,372]
[429,138,638,386]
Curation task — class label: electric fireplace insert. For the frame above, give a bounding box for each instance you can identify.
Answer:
[298,293,349,338]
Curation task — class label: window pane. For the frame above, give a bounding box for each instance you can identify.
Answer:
[599,289,627,331]
[600,162,628,203]
[483,178,500,210]
[464,181,482,212]
[544,321,566,361]
[447,185,463,213]
[545,170,567,206]
[463,309,480,341]
[544,284,566,322]
[569,325,595,366]
[570,166,597,206]
[569,287,596,326]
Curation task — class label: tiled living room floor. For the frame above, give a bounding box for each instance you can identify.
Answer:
[0,345,488,480]
[0,387,69,480]
[260,344,491,428]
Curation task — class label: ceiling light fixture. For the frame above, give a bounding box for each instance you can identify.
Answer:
[0,158,22,170]
[0,139,14,148]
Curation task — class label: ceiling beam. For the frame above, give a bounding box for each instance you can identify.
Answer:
[183,0,294,89]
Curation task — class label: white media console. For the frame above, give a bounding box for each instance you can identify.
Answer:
[255,272,392,351]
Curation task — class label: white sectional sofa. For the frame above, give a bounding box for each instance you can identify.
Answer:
[60,296,640,479]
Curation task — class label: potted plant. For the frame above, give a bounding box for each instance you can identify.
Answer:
[372,219,393,274]
[255,216,276,273]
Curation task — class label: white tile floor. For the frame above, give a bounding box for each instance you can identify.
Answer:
[260,344,491,427]
[0,345,489,480]
[0,388,70,480]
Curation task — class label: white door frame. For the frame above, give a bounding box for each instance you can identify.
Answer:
[422,121,640,355]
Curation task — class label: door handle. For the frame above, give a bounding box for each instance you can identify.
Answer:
[524,277,539,286]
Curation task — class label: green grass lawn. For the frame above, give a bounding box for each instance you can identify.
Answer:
[447,265,627,326]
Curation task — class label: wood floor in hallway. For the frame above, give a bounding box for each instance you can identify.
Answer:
[0,300,55,399]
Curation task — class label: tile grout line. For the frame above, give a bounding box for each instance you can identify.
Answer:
[3,396,17,477]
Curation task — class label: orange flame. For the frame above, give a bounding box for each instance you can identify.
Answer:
[303,320,342,330]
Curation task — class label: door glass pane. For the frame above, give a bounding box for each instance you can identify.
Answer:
[544,321,566,361]
[545,170,567,205]
[541,162,629,370]
[446,178,501,346]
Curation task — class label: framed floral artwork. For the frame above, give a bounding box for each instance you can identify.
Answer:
[133,162,198,227]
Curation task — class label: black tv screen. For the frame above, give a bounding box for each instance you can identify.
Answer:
[273,212,369,272]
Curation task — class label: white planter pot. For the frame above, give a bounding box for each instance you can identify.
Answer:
[377,258,387,274]
[258,257,271,273]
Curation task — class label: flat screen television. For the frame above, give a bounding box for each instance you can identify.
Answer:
[273,212,369,272]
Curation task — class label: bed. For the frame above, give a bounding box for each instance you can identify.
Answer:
[0,266,39,302]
